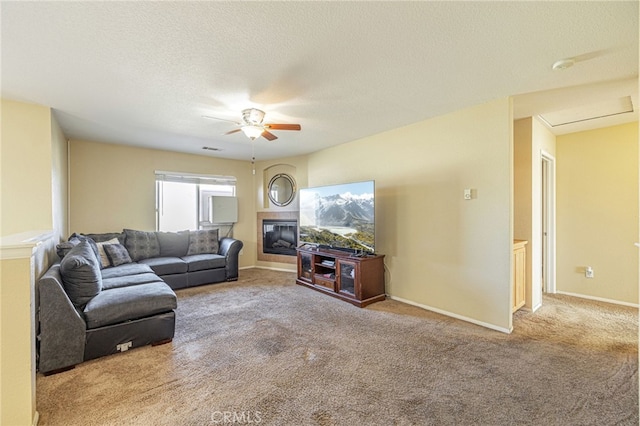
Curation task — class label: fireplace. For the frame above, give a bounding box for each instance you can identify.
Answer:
[263,219,298,256]
[257,212,298,264]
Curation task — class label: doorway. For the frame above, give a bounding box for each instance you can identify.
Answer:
[541,151,556,294]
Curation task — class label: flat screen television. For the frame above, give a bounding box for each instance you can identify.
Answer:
[299,180,375,254]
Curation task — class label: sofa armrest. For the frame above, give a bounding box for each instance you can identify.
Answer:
[38,264,87,373]
[219,237,243,281]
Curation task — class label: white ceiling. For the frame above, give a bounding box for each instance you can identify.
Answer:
[1,2,638,161]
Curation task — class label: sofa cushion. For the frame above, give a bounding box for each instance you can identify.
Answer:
[103,243,133,267]
[157,230,190,257]
[59,240,103,307]
[96,238,120,268]
[83,282,177,329]
[124,229,160,261]
[139,257,188,275]
[100,262,154,279]
[187,229,219,255]
[181,253,226,272]
[102,272,162,290]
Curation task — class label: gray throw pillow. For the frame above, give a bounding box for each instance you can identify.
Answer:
[123,229,160,261]
[68,233,100,263]
[56,240,80,259]
[103,243,133,267]
[82,232,126,244]
[157,230,190,257]
[187,229,219,255]
[95,238,120,268]
[59,239,103,307]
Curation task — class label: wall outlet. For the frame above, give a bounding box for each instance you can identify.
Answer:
[585,266,594,278]
[463,189,472,200]
[239,249,244,255]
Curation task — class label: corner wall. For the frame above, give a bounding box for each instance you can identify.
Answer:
[513,116,556,311]
[0,99,68,426]
[51,114,69,249]
[306,98,514,331]
[253,156,309,271]
[556,122,638,305]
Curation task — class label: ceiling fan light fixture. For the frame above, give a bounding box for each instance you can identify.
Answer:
[204,108,300,142]
[242,108,265,125]
[241,125,264,140]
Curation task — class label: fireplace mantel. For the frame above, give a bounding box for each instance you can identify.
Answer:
[257,212,298,264]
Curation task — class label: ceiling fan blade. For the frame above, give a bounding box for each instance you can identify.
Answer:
[202,115,241,125]
[224,128,242,135]
[262,130,278,141]
[264,123,301,131]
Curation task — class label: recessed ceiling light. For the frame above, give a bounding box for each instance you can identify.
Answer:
[552,58,575,71]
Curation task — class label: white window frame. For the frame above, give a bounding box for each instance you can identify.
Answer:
[155,171,236,231]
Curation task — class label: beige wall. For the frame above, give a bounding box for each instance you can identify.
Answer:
[257,159,308,212]
[306,98,514,331]
[0,98,66,274]
[514,119,533,294]
[69,140,256,268]
[556,122,638,305]
[1,99,53,236]
[0,257,35,426]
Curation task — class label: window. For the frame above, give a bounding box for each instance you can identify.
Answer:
[155,171,236,232]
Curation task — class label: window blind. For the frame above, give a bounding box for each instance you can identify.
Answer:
[154,171,237,186]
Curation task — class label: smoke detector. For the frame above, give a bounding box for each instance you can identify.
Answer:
[552,58,575,71]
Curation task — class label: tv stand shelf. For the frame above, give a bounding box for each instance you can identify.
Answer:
[296,246,385,307]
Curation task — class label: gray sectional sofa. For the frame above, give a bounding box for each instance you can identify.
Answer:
[84,228,243,289]
[37,228,243,374]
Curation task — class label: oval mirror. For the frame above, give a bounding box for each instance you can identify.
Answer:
[268,173,296,207]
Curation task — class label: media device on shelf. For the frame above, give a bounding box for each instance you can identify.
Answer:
[299,180,375,254]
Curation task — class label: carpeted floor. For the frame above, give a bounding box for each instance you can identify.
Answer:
[37,268,638,425]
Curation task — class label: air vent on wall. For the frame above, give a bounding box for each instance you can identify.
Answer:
[539,96,634,127]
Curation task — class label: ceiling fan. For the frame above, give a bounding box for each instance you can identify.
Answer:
[203,108,301,141]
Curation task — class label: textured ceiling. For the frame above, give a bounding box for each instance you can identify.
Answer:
[1,2,638,161]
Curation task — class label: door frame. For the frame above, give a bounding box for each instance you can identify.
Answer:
[541,150,556,294]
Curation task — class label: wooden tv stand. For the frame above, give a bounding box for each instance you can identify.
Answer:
[295,246,386,307]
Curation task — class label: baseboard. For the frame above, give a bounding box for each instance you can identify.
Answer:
[388,295,512,334]
[242,265,296,273]
[555,291,639,308]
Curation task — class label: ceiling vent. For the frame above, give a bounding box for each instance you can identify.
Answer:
[539,96,634,127]
[202,146,221,151]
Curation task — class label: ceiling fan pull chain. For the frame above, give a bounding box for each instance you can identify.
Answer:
[251,142,256,175]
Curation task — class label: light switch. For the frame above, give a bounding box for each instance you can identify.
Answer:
[585,266,594,278]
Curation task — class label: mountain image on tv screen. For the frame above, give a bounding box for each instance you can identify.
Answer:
[299,181,374,253]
